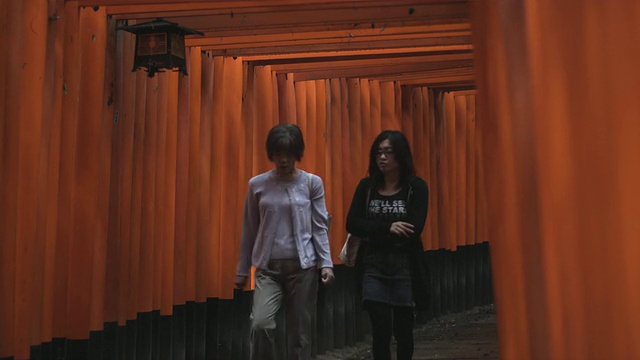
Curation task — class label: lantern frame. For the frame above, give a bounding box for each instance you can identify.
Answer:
[117,18,204,77]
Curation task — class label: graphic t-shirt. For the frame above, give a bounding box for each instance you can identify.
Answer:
[366,187,411,253]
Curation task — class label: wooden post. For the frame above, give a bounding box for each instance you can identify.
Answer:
[472,1,640,358]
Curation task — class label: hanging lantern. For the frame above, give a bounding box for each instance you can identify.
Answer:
[118,18,204,77]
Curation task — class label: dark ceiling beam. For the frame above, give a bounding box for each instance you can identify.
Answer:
[265,52,473,72]
[84,0,458,9]
[395,74,475,86]
[240,46,473,62]
[102,0,468,17]
[288,60,473,81]
[195,36,471,56]
[109,2,469,34]
[193,32,471,52]
[374,67,474,81]
[186,23,470,47]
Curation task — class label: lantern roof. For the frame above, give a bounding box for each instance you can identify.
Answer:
[117,18,204,36]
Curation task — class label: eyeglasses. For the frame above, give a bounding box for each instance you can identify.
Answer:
[376,148,394,157]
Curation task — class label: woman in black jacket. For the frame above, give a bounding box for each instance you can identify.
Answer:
[346,130,429,360]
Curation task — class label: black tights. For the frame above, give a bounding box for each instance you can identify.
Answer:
[366,301,415,360]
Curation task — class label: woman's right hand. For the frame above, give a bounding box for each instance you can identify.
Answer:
[390,221,415,237]
[234,275,248,289]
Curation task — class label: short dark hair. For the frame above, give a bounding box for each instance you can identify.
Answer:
[266,124,305,161]
[368,130,416,186]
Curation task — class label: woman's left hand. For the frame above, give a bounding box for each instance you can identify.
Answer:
[321,268,335,285]
[390,221,414,237]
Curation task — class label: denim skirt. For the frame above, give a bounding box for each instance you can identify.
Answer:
[361,252,414,307]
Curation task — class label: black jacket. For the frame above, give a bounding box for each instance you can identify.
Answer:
[345,176,430,309]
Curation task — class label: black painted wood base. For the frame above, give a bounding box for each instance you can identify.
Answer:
[25,242,492,360]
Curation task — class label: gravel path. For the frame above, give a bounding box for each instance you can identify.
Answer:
[317,305,498,360]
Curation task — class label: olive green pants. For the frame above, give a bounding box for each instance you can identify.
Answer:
[250,259,318,360]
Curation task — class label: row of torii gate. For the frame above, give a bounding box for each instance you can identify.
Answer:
[1,1,639,359]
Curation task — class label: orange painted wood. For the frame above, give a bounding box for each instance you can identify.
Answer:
[152,74,169,311]
[116,28,138,325]
[393,82,403,129]
[66,6,106,340]
[472,2,538,353]
[293,81,307,160]
[444,92,457,250]
[52,2,81,337]
[473,113,488,247]
[173,69,192,306]
[0,2,6,130]
[423,88,438,250]
[473,1,640,358]
[368,80,382,143]
[126,3,469,35]
[0,2,496,354]
[139,75,159,313]
[346,78,364,206]
[191,27,471,52]
[271,71,280,124]
[284,73,297,123]
[17,9,42,350]
[195,53,213,302]
[100,0,454,13]
[90,7,112,331]
[197,35,471,58]
[400,86,413,148]
[0,1,20,355]
[328,78,345,260]
[292,60,473,83]
[472,1,557,359]
[253,64,277,175]
[239,60,256,288]
[339,78,353,223]
[379,81,399,131]
[243,46,473,63]
[218,56,244,298]
[104,15,124,325]
[347,78,364,181]
[14,0,48,355]
[161,71,179,315]
[207,54,222,298]
[185,46,202,302]
[127,71,148,319]
[305,81,318,173]
[454,95,467,246]
[411,87,425,189]
[40,0,66,342]
[314,80,327,193]
[277,73,295,123]
[269,52,473,74]
[433,91,449,250]
[464,95,476,247]
[359,79,372,158]
[32,0,56,343]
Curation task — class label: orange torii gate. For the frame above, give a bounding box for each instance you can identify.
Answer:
[3,0,638,359]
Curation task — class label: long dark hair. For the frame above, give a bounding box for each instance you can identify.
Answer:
[367,130,416,187]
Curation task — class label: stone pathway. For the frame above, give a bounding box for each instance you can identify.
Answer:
[317,305,498,360]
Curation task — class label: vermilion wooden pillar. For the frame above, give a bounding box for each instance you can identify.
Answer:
[472,1,640,359]
[218,56,244,298]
